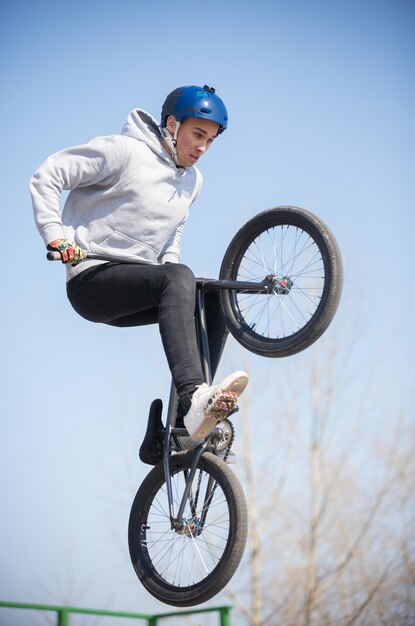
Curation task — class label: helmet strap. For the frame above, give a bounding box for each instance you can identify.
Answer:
[160,121,181,166]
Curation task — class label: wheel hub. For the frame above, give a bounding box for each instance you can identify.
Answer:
[175,518,203,537]
[265,274,293,295]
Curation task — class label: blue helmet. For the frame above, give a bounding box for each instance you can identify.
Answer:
[161,85,228,134]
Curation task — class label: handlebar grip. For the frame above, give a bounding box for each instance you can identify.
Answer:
[46,251,62,261]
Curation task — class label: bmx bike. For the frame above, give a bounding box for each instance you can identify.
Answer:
[48,206,343,607]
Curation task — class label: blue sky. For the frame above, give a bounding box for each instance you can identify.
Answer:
[1,0,414,620]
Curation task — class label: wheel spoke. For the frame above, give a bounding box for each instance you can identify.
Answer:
[137,465,232,589]
[232,223,326,340]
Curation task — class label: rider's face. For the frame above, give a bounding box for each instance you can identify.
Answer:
[166,116,219,168]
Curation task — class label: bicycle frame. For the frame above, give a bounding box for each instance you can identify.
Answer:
[47,250,266,529]
[162,280,240,531]
[162,276,274,530]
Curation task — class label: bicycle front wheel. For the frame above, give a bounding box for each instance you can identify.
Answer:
[128,452,248,607]
[219,206,343,357]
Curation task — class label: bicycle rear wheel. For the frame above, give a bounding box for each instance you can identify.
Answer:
[128,452,248,607]
[219,206,343,357]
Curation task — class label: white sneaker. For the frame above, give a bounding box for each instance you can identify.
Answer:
[184,371,248,440]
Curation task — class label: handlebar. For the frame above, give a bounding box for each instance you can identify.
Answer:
[46,250,269,292]
[46,251,63,261]
[46,250,155,265]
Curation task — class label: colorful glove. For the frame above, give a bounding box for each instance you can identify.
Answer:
[47,239,86,266]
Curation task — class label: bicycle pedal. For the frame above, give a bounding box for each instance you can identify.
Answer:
[139,399,165,466]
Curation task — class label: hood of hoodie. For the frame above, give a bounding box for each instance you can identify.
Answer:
[121,109,173,165]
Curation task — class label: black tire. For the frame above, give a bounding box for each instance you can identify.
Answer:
[128,452,248,607]
[219,206,343,357]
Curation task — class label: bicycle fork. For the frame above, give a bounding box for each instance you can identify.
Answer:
[162,384,213,531]
[162,288,216,532]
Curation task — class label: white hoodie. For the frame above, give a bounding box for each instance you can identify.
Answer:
[30,109,203,280]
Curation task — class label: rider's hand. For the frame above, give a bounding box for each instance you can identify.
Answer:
[47,239,86,266]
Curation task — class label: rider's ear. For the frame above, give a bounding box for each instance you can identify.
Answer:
[165,116,177,135]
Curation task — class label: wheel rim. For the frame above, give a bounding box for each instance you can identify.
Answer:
[231,223,328,341]
[139,467,232,589]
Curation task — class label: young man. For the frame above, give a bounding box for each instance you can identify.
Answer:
[30,84,248,443]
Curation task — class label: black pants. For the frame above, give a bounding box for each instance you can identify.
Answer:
[66,262,228,413]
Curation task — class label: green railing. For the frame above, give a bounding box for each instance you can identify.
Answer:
[0,601,232,625]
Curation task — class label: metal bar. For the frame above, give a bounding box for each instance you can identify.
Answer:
[176,440,209,522]
[196,289,212,383]
[0,601,233,623]
[0,601,154,620]
[57,609,69,626]
[47,249,267,293]
[47,249,267,291]
[200,472,218,528]
[163,381,178,525]
[220,606,232,626]
[196,278,268,292]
